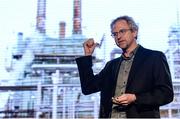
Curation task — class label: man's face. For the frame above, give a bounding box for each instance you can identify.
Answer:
[112,20,137,51]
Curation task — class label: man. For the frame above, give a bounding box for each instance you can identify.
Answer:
[76,15,174,118]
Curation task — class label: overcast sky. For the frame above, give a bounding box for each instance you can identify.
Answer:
[0,0,179,48]
[0,0,180,79]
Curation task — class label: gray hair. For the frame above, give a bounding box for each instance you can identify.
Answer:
[110,15,139,33]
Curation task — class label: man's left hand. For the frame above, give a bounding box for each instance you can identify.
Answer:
[112,93,136,106]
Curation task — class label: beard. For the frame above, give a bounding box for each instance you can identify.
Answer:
[116,41,129,50]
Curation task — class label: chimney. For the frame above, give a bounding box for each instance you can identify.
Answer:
[59,21,66,39]
[36,0,46,34]
[17,32,23,41]
[72,0,82,35]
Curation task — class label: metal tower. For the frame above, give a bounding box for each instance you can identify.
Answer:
[72,0,82,35]
[36,0,46,34]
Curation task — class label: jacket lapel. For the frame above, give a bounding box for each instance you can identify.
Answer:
[126,46,146,90]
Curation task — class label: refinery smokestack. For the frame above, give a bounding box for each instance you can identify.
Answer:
[73,0,82,35]
[59,21,66,39]
[36,0,46,34]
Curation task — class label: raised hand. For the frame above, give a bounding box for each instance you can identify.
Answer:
[83,38,98,56]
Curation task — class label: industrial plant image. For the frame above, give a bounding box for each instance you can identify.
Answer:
[0,0,180,118]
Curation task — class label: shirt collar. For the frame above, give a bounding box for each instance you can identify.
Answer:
[122,44,139,60]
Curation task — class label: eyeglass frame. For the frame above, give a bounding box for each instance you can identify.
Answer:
[111,29,132,38]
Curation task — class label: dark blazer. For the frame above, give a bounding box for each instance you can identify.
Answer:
[76,45,174,118]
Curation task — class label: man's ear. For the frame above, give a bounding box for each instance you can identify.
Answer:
[133,30,138,39]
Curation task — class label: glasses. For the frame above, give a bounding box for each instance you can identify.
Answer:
[111,29,132,38]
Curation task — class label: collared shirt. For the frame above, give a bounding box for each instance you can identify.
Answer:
[111,45,139,118]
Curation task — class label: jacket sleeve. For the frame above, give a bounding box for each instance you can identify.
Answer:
[76,56,110,95]
[135,52,174,106]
